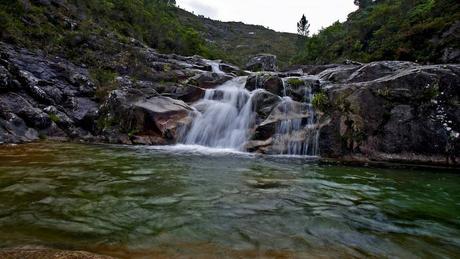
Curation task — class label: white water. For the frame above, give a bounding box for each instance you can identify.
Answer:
[273,78,320,156]
[180,73,320,156]
[182,77,255,150]
[205,60,224,74]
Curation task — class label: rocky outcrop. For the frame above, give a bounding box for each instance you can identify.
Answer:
[245,73,284,96]
[316,63,460,166]
[245,54,278,72]
[0,42,228,145]
[0,43,98,143]
[0,40,459,167]
[99,77,195,145]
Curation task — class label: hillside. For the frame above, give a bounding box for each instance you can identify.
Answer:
[0,0,299,70]
[175,8,299,68]
[293,0,460,65]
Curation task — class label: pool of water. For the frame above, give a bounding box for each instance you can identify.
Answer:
[0,142,459,258]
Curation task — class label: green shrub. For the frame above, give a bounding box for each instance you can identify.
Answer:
[90,69,118,101]
[312,92,329,112]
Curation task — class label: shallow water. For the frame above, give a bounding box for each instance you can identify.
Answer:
[0,142,459,258]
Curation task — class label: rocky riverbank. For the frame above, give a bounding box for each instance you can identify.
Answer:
[0,42,458,167]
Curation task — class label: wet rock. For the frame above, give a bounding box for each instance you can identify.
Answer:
[0,247,114,259]
[245,74,284,96]
[284,77,321,102]
[251,89,282,120]
[245,54,277,72]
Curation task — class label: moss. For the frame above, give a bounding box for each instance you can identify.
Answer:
[48,114,60,123]
[422,83,439,100]
[287,78,304,87]
[128,129,140,138]
[377,87,391,97]
[96,115,118,131]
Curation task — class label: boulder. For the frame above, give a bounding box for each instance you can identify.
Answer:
[187,71,233,89]
[318,62,460,165]
[251,89,282,120]
[245,54,277,72]
[245,74,284,96]
[100,81,195,144]
[347,61,417,83]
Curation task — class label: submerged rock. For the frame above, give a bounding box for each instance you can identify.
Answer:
[0,247,114,259]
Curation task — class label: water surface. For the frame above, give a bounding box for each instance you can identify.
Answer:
[0,142,459,258]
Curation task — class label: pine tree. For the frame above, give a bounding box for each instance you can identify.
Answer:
[297,14,310,37]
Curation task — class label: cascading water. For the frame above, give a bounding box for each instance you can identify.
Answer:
[272,78,320,156]
[182,77,255,150]
[180,70,320,156]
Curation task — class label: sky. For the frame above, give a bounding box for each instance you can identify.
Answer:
[176,0,358,34]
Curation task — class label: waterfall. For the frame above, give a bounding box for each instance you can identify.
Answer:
[180,73,320,156]
[205,60,224,74]
[272,78,320,156]
[182,77,255,150]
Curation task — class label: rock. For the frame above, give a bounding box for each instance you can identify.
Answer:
[245,138,273,153]
[251,89,282,120]
[0,247,114,259]
[0,43,98,142]
[347,61,417,83]
[317,65,361,83]
[245,74,284,96]
[318,62,460,165]
[283,77,321,102]
[245,54,277,72]
[187,72,233,89]
[101,83,195,144]
[252,99,311,141]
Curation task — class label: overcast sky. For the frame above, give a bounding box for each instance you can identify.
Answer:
[176,0,358,34]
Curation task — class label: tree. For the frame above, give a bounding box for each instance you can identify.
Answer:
[354,0,373,9]
[297,14,310,37]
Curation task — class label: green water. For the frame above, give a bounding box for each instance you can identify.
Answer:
[0,142,459,258]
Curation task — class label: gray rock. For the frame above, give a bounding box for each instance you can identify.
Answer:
[245,54,278,72]
[245,74,284,96]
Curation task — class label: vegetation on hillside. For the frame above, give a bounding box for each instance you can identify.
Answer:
[0,0,299,69]
[0,0,222,64]
[175,8,299,69]
[293,0,460,64]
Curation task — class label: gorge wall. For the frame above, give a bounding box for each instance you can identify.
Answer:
[0,42,459,167]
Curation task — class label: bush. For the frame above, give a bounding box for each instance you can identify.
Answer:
[90,69,118,101]
[312,92,329,112]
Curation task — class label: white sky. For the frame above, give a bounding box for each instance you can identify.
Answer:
[176,0,358,34]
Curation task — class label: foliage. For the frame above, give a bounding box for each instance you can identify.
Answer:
[90,69,118,101]
[0,0,217,60]
[48,114,60,123]
[297,14,310,37]
[312,92,330,112]
[293,0,460,64]
[287,78,305,87]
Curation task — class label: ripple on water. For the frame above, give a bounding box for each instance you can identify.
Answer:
[0,142,459,258]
